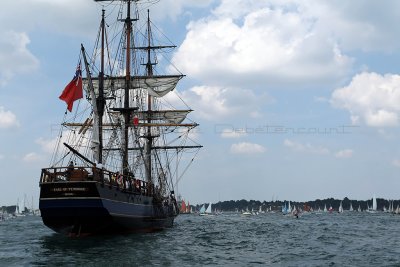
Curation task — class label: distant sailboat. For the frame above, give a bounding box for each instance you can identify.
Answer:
[282,203,288,215]
[205,203,212,215]
[199,204,206,215]
[180,200,191,214]
[338,201,343,213]
[357,205,361,212]
[349,202,353,212]
[366,195,377,213]
[323,204,327,212]
[269,206,275,213]
[259,205,264,214]
[328,206,333,213]
[15,198,25,217]
[200,203,214,216]
[372,195,377,211]
[180,200,187,214]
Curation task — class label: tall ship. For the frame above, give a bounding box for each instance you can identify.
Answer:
[39,0,202,236]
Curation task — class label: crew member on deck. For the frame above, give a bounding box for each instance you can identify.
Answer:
[66,161,74,180]
[116,172,123,188]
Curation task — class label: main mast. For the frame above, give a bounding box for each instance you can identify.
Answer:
[145,9,153,183]
[123,0,133,176]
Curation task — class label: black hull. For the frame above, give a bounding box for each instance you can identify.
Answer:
[39,181,177,236]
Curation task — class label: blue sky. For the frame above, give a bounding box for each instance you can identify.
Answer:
[1,0,400,206]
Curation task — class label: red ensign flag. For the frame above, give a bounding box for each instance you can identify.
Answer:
[59,62,83,112]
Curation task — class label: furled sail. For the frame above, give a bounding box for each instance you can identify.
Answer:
[136,110,191,124]
[141,76,181,97]
[108,110,192,124]
[83,75,183,97]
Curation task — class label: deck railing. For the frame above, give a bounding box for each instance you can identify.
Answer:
[40,166,154,196]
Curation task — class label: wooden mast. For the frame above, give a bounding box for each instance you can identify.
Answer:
[123,0,132,176]
[97,9,106,164]
[145,9,153,183]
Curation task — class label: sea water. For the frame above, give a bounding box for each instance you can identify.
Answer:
[1,212,400,266]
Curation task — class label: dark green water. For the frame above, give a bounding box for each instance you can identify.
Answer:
[1,212,400,266]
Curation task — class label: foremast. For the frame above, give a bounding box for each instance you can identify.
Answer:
[81,8,106,166]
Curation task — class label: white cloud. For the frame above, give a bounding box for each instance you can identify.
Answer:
[147,0,215,21]
[0,106,20,128]
[220,128,247,138]
[331,72,400,127]
[0,154,4,160]
[36,129,88,155]
[0,31,39,86]
[230,142,266,154]
[173,0,353,88]
[0,1,98,37]
[36,137,57,154]
[23,152,42,163]
[299,1,400,52]
[0,1,214,40]
[284,139,330,155]
[172,85,270,121]
[392,159,400,168]
[335,149,353,159]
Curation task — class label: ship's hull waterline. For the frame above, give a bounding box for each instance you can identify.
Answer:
[39,181,176,236]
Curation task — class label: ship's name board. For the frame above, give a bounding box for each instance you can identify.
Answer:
[51,187,88,192]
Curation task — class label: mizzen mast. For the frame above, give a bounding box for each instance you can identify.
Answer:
[97,8,106,164]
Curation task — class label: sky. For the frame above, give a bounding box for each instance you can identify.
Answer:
[1,0,400,206]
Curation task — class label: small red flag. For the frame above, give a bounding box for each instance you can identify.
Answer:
[133,116,139,126]
[59,62,83,112]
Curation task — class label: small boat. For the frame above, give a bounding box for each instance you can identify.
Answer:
[242,207,252,216]
[349,202,353,211]
[288,201,292,213]
[200,203,214,216]
[372,194,377,212]
[199,204,206,215]
[281,203,288,215]
[258,205,264,214]
[180,200,191,214]
[205,203,213,215]
[292,208,301,218]
[338,201,343,213]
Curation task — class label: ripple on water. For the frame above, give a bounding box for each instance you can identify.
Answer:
[1,212,400,266]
